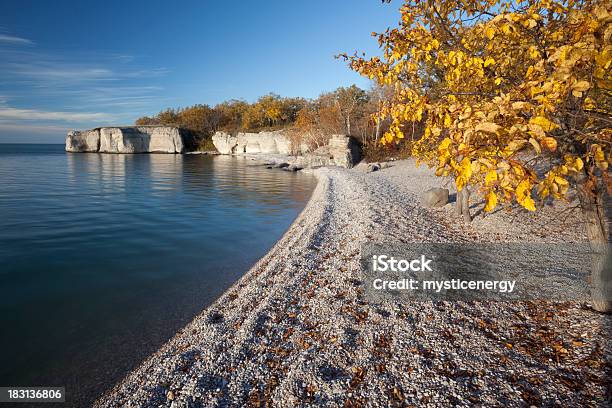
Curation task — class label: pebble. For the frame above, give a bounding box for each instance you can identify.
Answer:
[95,160,611,407]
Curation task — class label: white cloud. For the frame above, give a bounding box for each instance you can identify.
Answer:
[0,121,69,134]
[0,44,168,133]
[3,64,115,81]
[27,67,113,80]
[0,106,112,122]
[0,34,33,45]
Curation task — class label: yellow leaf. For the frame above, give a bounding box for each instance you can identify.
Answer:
[438,137,451,151]
[456,175,467,191]
[459,106,472,120]
[475,122,501,134]
[516,179,530,202]
[497,161,510,170]
[574,157,584,171]
[478,158,494,167]
[595,5,610,21]
[485,170,498,186]
[528,46,540,59]
[572,80,590,92]
[485,26,495,40]
[444,113,452,128]
[455,158,472,191]
[583,97,595,110]
[512,101,530,111]
[484,57,496,67]
[528,123,545,139]
[529,138,541,154]
[460,158,473,179]
[516,179,536,211]
[596,160,609,171]
[506,139,527,152]
[484,191,498,212]
[593,145,605,162]
[471,160,481,174]
[529,116,558,132]
[523,196,536,211]
[495,78,502,85]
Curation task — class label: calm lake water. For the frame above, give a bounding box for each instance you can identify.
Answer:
[0,144,316,407]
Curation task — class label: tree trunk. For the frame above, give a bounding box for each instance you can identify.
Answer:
[577,180,612,313]
[346,115,351,136]
[461,187,472,223]
[456,189,463,216]
[375,115,381,143]
[456,188,472,223]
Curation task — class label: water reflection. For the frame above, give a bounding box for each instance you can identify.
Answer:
[0,146,316,407]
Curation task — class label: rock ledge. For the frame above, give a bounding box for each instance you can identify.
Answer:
[66,126,194,153]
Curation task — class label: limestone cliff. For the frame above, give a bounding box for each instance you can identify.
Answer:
[212,130,360,168]
[65,126,194,153]
[212,130,297,155]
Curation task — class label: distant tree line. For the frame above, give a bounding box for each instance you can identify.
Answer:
[135,84,391,150]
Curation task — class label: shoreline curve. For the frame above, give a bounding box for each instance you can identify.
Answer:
[95,160,611,407]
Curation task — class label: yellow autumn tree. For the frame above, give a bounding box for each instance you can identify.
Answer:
[341,0,611,312]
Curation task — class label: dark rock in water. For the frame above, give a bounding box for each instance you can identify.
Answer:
[421,188,450,208]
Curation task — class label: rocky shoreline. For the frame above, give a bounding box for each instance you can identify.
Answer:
[95,160,611,407]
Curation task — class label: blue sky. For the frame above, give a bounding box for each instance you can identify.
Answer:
[0,0,399,143]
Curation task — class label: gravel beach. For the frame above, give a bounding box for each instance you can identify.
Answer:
[96,159,611,407]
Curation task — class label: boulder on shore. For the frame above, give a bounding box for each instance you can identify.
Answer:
[421,188,449,208]
[328,135,361,168]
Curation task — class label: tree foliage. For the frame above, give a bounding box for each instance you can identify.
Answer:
[136,87,383,148]
[341,0,611,215]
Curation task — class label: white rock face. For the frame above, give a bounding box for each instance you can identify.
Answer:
[65,129,101,152]
[327,135,360,168]
[294,135,360,169]
[210,132,236,154]
[212,130,360,168]
[212,130,291,155]
[66,126,190,153]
